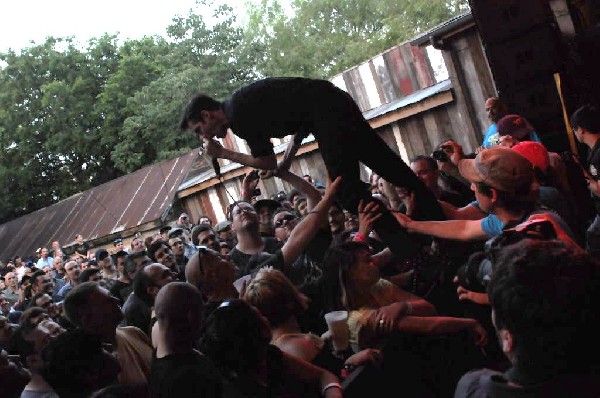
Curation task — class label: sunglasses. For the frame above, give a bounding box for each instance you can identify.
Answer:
[274,214,297,228]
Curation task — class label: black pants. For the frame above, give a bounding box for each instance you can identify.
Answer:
[311,82,445,258]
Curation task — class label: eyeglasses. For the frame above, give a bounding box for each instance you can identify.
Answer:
[274,214,297,228]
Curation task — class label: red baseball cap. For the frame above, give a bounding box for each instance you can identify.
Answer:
[511,141,550,172]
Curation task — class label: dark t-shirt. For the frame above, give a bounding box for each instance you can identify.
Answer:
[73,242,90,257]
[121,293,151,335]
[587,139,600,214]
[455,368,600,398]
[222,77,337,158]
[150,351,225,398]
[109,280,131,305]
[230,237,283,276]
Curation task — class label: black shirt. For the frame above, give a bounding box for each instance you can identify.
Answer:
[222,77,335,157]
[587,138,600,214]
[230,237,283,276]
[73,242,90,257]
[150,351,225,398]
[109,280,131,305]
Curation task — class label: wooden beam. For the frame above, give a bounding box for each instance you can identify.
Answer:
[368,90,454,129]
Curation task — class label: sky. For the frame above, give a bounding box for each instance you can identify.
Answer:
[0,0,244,53]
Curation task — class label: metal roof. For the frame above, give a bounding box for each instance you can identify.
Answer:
[410,11,474,47]
[0,149,198,261]
[363,79,453,120]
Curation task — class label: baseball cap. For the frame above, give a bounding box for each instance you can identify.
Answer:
[168,227,184,239]
[113,238,123,245]
[214,220,232,233]
[458,146,534,195]
[497,114,535,140]
[253,199,280,213]
[511,141,549,172]
[160,225,172,234]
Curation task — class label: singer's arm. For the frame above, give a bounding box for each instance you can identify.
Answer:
[278,134,302,172]
[203,138,277,170]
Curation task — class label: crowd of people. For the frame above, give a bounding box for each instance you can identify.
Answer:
[1,84,600,398]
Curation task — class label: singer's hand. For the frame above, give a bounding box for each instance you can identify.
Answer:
[203,138,224,158]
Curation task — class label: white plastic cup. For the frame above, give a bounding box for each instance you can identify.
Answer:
[324,310,350,351]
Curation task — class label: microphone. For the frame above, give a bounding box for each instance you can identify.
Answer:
[199,144,221,180]
[212,157,221,179]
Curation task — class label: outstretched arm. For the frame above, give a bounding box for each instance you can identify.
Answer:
[275,169,322,211]
[281,177,342,266]
[439,202,486,220]
[393,212,488,241]
[362,312,487,347]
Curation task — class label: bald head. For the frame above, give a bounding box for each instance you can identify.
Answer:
[185,253,203,290]
[485,97,508,123]
[154,282,204,345]
[155,282,204,321]
[4,272,16,288]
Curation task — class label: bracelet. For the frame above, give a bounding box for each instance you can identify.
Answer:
[322,382,342,395]
[353,232,368,243]
[241,190,249,197]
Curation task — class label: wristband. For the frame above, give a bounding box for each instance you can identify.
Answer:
[241,190,249,197]
[353,232,368,243]
[322,382,342,395]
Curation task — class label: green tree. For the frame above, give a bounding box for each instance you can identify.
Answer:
[111,3,257,173]
[0,37,120,223]
[243,0,468,78]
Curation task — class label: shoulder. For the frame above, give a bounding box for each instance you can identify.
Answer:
[455,368,503,398]
[151,353,224,396]
[263,237,284,252]
[481,214,503,237]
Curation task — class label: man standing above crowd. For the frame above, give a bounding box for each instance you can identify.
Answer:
[180,77,445,259]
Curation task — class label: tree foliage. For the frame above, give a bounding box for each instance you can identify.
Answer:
[0,0,467,223]
[243,0,468,78]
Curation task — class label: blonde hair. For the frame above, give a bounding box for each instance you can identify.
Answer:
[243,268,308,327]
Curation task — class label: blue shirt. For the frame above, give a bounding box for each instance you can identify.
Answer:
[470,201,575,240]
[482,124,500,148]
[482,124,542,148]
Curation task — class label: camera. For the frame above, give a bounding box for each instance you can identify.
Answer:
[455,252,493,293]
[432,149,449,162]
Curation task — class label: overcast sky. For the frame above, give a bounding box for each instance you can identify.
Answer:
[0,0,247,53]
